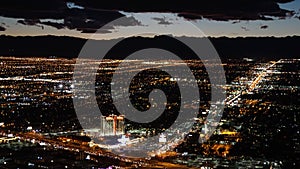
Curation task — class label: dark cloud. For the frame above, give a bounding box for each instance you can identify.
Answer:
[152,17,172,25]
[41,21,65,29]
[73,0,293,21]
[0,0,67,19]
[17,19,40,26]
[0,0,295,33]
[260,25,269,29]
[232,21,241,24]
[0,0,125,33]
[15,13,142,34]
[17,19,44,29]
[111,16,142,27]
[0,25,5,31]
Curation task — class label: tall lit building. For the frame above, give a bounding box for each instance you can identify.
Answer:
[159,133,167,143]
[100,115,125,136]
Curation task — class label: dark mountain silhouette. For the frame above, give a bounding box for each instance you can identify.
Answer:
[0,35,299,60]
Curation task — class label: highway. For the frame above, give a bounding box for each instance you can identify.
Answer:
[225,60,279,106]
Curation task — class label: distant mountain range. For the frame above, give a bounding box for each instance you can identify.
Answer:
[0,35,299,60]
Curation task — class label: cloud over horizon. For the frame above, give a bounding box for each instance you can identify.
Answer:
[0,0,296,33]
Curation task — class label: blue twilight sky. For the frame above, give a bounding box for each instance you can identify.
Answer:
[1,1,300,39]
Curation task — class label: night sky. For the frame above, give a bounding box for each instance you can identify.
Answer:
[0,0,299,39]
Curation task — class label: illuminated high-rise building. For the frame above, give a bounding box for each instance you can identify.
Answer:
[100,115,125,136]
